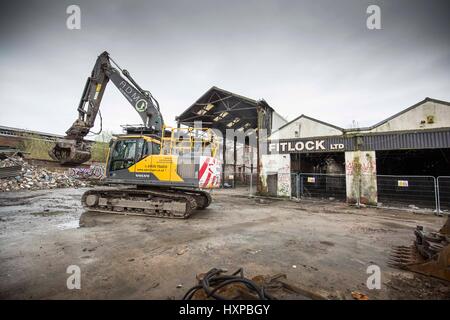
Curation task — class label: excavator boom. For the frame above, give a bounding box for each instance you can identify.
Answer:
[49,51,163,165]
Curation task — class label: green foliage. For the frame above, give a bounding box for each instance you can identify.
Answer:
[90,130,114,163]
[90,141,109,163]
[21,135,54,160]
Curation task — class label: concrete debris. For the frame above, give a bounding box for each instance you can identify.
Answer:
[176,246,189,255]
[0,156,89,192]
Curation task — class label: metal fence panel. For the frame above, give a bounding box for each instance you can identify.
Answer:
[245,171,448,213]
[299,173,346,200]
[437,176,450,213]
[291,173,300,198]
[377,175,437,210]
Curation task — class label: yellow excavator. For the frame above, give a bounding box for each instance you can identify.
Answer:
[49,51,221,218]
[390,216,450,282]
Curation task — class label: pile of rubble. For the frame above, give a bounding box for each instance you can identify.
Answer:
[0,156,89,192]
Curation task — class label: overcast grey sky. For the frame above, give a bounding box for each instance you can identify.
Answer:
[1,0,449,135]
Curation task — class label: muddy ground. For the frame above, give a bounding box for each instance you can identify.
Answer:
[0,187,448,300]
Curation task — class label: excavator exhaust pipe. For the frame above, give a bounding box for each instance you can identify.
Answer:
[48,138,91,165]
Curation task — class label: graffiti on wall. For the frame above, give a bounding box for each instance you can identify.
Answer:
[67,164,105,180]
[277,162,291,197]
[345,160,376,175]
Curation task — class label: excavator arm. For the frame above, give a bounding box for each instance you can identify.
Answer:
[49,51,164,165]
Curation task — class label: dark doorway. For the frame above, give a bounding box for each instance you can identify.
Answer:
[376,149,450,177]
[290,152,345,174]
[375,149,450,210]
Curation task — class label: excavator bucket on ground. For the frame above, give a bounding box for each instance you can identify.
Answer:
[390,216,450,282]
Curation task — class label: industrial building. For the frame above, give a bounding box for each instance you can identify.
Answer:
[176,86,287,186]
[176,91,450,211]
[263,97,450,210]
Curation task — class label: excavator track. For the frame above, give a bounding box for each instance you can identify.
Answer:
[81,188,212,219]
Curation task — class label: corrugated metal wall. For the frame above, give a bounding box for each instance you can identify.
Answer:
[361,130,450,151]
[270,129,450,153]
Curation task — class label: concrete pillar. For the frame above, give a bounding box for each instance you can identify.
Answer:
[233,136,237,188]
[257,127,262,193]
[345,151,377,205]
[222,135,226,187]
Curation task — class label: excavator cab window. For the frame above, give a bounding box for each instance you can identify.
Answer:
[110,139,145,171]
[143,141,161,157]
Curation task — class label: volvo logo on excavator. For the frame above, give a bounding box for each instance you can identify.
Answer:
[135,99,148,112]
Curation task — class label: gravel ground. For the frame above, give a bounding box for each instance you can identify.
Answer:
[0,187,448,299]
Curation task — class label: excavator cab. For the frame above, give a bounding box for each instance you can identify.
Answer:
[108,136,160,172]
[104,127,221,190]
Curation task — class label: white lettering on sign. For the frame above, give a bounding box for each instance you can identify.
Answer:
[305,141,315,151]
[330,143,344,150]
[295,141,304,150]
[268,139,337,153]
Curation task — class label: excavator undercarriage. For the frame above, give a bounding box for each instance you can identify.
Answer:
[82,187,212,218]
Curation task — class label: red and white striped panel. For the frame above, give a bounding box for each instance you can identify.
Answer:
[198,156,221,189]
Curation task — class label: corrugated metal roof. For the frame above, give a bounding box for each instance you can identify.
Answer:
[176,86,282,133]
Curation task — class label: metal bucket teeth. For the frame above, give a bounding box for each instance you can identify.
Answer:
[389,245,419,267]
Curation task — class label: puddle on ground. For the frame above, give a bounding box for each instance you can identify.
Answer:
[31,211,64,217]
[56,220,79,230]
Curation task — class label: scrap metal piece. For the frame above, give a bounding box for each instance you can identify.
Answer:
[389,217,450,282]
[183,268,327,300]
